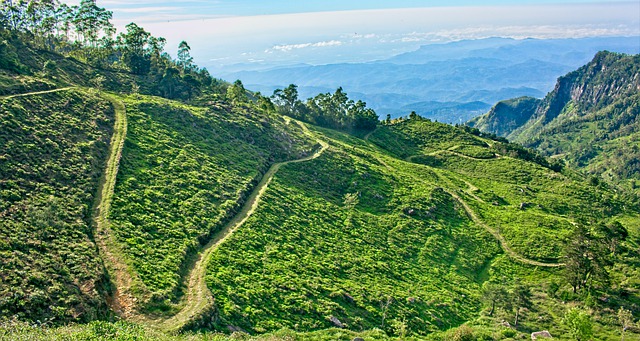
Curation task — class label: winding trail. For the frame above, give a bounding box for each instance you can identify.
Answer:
[153,121,329,332]
[402,149,564,267]
[0,87,75,100]
[446,189,564,268]
[88,94,141,318]
[2,87,142,315]
[363,127,377,141]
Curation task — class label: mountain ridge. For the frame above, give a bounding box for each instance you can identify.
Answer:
[469,51,640,192]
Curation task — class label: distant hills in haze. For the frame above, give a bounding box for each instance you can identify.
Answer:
[219,36,640,123]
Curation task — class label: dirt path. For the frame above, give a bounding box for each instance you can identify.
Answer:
[402,158,564,268]
[154,121,329,332]
[3,87,142,315]
[446,188,564,268]
[0,87,75,100]
[89,94,143,318]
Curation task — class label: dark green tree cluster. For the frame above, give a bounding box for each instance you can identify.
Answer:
[481,283,532,326]
[0,1,216,100]
[563,222,628,294]
[272,84,379,132]
[1,0,113,50]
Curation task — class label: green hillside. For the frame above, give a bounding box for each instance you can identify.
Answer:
[107,95,315,314]
[469,52,640,192]
[1,3,640,340]
[467,96,540,137]
[195,117,640,338]
[0,88,113,323]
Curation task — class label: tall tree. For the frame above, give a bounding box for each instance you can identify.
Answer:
[177,40,193,71]
[73,0,113,46]
[1,0,28,31]
[481,282,508,316]
[227,79,247,104]
[116,23,152,74]
[510,284,532,326]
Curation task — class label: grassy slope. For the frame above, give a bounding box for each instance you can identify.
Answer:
[204,139,497,336]
[0,89,114,323]
[196,118,638,338]
[107,95,316,312]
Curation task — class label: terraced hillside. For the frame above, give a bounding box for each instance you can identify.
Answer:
[105,95,316,316]
[1,20,639,340]
[2,87,639,340]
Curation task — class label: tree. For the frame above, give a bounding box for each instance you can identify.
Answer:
[177,40,193,71]
[350,99,378,130]
[510,284,532,326]
[564,225,611,293]
[257,94,275,113]
[227,79,247,104]
[73,0,113,46]
[595,221,628,257]
[563,308,593,341]
[1,0,28,31]
[116,23,152,74]
[481,282,508,316]
[272,84,300,116]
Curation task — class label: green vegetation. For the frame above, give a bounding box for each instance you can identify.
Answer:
[272,84,378,133]
[1,2,639,340]
[196,116,639,338]
[0,89,113,323]
[468,96,540,137]
[470,52,640,193]
[108,95,314,311]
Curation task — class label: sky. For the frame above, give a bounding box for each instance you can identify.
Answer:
[60,1,640,71]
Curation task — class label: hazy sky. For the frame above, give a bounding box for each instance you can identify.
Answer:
[60,1,640,70]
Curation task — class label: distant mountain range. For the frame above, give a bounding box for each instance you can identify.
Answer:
[469,51,640,192]
[219,36,640,123]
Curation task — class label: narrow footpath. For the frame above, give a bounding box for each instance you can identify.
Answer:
[0,86,75,100]
[154,121,329,332]
[88,94,141,318]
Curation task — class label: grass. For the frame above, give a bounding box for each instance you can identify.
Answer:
[0,88,114,323]
[196,118,639,338]
[107,95,315,311]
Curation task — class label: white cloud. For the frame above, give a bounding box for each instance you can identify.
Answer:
[266,40,344,53]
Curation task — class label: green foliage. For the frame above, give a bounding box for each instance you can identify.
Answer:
[272,85,378,133]
[0,89,113,323]
[563,308,594,341]
[108,95,314,308]
[203,132,500,335]
[226,79,248,105]
[468,96,541,137]
[471,52,640,193]
[1,9,639,339]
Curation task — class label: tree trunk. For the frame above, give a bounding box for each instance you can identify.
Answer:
[514,308,519,326]
[489,302,495,316]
